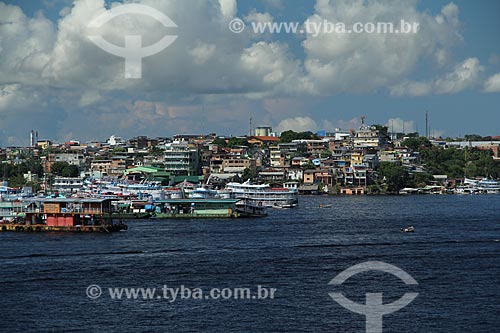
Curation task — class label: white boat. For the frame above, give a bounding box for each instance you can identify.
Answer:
[477,178,500,194]
[225,180,298,208]
[401,226,415,233]
[236,199,268,217]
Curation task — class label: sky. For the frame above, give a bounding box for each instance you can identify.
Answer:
[0,0,499,146]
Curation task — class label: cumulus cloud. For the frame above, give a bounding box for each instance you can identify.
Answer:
[275,116,318,133]
[0,0,494,144]
[484,73,500,93]
[390,58,483,96]
[386,118,415,133]
[301,0,464,94]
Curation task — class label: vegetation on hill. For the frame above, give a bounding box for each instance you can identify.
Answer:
[279,130,319,143]
[420,146,500,179]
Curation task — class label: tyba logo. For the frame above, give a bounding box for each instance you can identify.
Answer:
[87,4,177,78]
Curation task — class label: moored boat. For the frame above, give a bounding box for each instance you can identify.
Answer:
[151,199,240,219]
[236,199,267,217]
[225,180,298,208]
[0,198,127,233]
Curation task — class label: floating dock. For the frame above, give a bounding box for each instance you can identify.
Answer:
[0,198,127,233]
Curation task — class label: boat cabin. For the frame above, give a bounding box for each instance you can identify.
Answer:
[23,198,113,226]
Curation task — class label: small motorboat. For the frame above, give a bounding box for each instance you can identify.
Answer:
[401,226,415,233]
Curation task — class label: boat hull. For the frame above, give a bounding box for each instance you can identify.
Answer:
[0,223,127,232]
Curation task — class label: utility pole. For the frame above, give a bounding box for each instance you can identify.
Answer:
[425,111,429,139]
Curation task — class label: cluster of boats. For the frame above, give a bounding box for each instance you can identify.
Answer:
[399,178,500,195]
[0,181,299,230]
[455,178,500,194]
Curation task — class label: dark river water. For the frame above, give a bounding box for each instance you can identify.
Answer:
[1,195,499,332]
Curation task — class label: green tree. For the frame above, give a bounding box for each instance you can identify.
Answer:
[241,167,255,181]
[50,161,69,176]
[211,137,228,147]
[149,146,164,156]
[464,134,483,141]
[62,164,79,177]
[279,130,318,143]
[402,137,431,151]
[8,174,27,188]
[373,125,389,139]
[227,137,248,147]
[320,149,332,158]
[378,162,409,194]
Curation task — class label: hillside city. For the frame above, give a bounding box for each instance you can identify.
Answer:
[2,117,500,196]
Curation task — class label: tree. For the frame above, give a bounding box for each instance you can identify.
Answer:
[7,175,27,188]
[62,164,79,177]
[373,125,389,138]
[320,149,332,158]
[279,130,318,143]
[227,137,248,147]
[377,162,409,194]
[211,137,227,147]
[402,137,431,151]
[464,134,483,141]
[149,146,164,156]
[241,167,255,181]
[50,162,69,176]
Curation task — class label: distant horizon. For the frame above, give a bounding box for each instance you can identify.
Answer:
[5,126,500,149]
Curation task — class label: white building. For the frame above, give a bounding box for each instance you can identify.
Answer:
[107,135,125,146]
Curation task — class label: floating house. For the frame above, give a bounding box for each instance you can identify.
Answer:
[0,198,127,232]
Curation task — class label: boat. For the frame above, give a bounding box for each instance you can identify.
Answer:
[236,199,267,217]
[225,180,298,208]
[318,204,332,208]
[477,178,500,194]
[401,226,415,233]
[0,201,25,221]
[151,199,240,219]
[111,200,153,219]
[0,198,127,233]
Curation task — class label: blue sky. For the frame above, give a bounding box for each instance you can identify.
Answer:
[1,0,499,145]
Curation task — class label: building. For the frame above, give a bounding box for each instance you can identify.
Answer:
[164,141,200,176]
[255,126,272,137]
[107,135,125,146]
[221,158,256,174]
[353,118,381,149]
[90,160,112,178]
[52,177,84,193]
[55,153,85,166]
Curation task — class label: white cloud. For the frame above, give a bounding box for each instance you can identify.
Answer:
[0,0,491,144]
[435,57,483,94]
[218,0,236,19]
[275,116,318,133]
[301,0,463,94]
[484,73,500,93]
[390,58,483,96]
[190,42,217,65]
[386,118,415,133]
